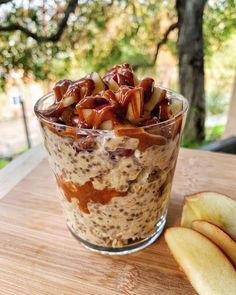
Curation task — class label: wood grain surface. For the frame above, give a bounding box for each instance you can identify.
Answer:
[0,148,236,295]
[0,144,46,199]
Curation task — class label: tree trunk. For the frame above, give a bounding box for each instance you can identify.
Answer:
[176,0,207,143]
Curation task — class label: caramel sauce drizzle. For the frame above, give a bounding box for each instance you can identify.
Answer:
[56,177,127,213]
[103,63,135,86]
[115,126,167,151]
[138,78,154,103]
[116,86,143,119]
[64,78,95,100]
[53,79,73,101]
[76,91,121,129]
[38,64,174,151]
[41,78,95,118]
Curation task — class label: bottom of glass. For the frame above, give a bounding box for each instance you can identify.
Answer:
[67,213,167,255]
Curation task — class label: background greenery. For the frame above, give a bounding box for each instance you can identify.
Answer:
[0,1,235,86]
[0,0,235,168]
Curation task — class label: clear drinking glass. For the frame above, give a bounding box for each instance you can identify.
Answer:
[34,88,188,255]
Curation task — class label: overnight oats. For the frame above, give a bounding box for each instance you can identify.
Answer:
[34,64,188,254]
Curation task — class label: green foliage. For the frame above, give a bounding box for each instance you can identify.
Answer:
[181,125,225,148]
[205,34,236,119]
[0,0,235,149]
[181,139,210,149]
[206,91,228,115]
[0,0,178,85]
[0,159,9,169]
[206,124,225,141]
[0,0,235,91]
[0,1,73,87]
[204,0,236,58]
[0,35,71,88]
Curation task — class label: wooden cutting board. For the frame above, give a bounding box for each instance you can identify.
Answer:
[1,148,236,295]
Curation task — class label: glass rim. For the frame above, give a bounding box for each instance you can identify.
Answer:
[34,86,189,133]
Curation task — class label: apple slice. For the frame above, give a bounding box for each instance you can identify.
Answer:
[99,120,113,130]
[76,107,93,127]
[158,97,184,121]
[181,203,196,228]
[126,88,144,123]
[139,77,155,102]
[144,86,166,112]
[71,115,80,126]
[107,78,119,91]
[41,95,76,118]
[82,108,93,121]
[89,72,106,94]
[53,79,72,101]
[192,220,236,265]
[168,97,183,116]
[77,108,112,129]
[181,191,236,238]
[165,227,236,295]
[60,96,76,108]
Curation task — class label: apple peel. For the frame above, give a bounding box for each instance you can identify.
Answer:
[165,227,236,295]
[192,220,236,266]
[181,191,236,238]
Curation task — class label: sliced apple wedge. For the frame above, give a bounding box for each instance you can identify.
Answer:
[181,191,236,238]
[61,96,76,108]
[99,120,113,130]
[167,97,183,117]
[158,97,183,121]
[192,220,236,265]
[165,227,236,295]
[107,78,119,91]
[181,203,196,227]
[126,88,144,123]
[76,108,93,126]
[139,78,154,102]
[144,86,166,112]
[89,72,106,94]
[43,95,76,117]
[82,108,93,121]
[53,79,72,101]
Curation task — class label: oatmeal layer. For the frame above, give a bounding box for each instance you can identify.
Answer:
[42,126,177,247]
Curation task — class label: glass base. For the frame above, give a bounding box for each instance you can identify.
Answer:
[67,214,166,255]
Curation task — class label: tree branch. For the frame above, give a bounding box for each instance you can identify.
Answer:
[107,0,114,7]
[152,21,178,64]
[0,0,78,42]
[133,21,178,70]
[0,0,12,4]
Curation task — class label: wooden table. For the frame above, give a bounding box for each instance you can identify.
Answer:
[0,146,236,295]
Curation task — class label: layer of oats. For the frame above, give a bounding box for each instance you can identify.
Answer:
[42,126,177,247]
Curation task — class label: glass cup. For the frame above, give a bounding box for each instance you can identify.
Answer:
[34,88,188,255]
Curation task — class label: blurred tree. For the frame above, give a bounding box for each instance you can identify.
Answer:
[176,0,207,142]
[177,0,235,142]
[0,0,78,87]
[0,1,173,84]
[204,0,236,58]
[0,0,235,142]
